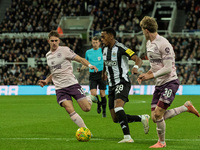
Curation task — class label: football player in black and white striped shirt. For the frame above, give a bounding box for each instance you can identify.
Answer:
[101,27,150,143]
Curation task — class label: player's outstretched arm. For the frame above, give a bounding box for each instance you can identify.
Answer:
[74,55,98,72]
[137,70,154,84]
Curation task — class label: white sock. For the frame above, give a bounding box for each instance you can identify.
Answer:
[70,111,86,128]
[124,135,132,139]
[164,105,187,120]
[156,118,166,144]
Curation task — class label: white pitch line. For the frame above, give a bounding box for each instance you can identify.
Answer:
[1,138,200,142]
[0,138,104,141]
[129,100,147,103]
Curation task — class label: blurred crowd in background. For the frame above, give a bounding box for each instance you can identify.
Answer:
[0,0,199,33]
[0,0,200,85]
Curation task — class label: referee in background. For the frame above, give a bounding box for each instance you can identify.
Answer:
[82,36,107,117]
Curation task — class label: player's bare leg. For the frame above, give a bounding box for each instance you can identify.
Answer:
[62,100,87,128]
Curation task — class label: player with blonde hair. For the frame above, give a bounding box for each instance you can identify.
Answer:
[138,16,200,148]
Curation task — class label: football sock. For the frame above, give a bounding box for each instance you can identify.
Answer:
[124,135,132,139]
[126,114,142,123]
[114,107,130,136]
[96,95,101,114]
[156,118,166,144]
[101,96,107,113]
[70,111,86,128]
[164,105,187,120]
[96,95,100,103]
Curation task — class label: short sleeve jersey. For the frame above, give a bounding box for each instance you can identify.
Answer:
[102,40,135,87]
[46,46,78,90]
[85,48,104,72]
[146,34,178,86]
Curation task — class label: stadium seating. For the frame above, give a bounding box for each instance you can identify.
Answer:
[0,0,199,85]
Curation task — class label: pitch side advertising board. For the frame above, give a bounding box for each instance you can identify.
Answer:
[0,85,199,95]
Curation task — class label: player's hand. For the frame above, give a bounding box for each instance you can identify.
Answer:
[89,65,98,73]
[137,73,145,84]
[38,80,47,87]
[137,78,143,85]
[131,68,139,75]
[138,73,154,82]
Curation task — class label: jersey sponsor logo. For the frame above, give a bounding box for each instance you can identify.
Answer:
[51,64,62,70]
[104,60,117,66]
[149,59,162,63]
[125,49,135,56]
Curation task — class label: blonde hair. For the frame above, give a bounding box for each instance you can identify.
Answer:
[92,36,100,41]
[140,16,158,33]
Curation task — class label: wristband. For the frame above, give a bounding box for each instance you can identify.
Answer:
[88,64,92,68]
[133,65,139,69]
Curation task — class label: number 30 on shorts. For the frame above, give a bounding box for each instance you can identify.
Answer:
[163,88,172,98]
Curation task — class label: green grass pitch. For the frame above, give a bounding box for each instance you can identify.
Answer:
[0,95,200,150]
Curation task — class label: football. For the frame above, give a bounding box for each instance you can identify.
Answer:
[75,127,91,142]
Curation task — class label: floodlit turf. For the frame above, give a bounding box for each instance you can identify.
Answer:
[0,95,200,150]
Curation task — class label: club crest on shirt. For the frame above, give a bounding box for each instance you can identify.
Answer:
[154,46,158,52]
[112,52,117,57]
[57,53,61,58]
[98,57,101,61]
[165,47,170,54]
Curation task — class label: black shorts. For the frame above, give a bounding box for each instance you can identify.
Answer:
[89,79,107,90]
[89,71,107,90]
[108,81,131,109]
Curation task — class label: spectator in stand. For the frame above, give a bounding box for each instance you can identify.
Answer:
[188,54,197,63]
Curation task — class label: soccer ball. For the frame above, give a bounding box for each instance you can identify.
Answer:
[75,127,91,142]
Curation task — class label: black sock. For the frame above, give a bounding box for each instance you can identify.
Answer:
[115,107,130,135]
[126,114,142,123]
[96,96,100,104]
[101,96,107,113]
